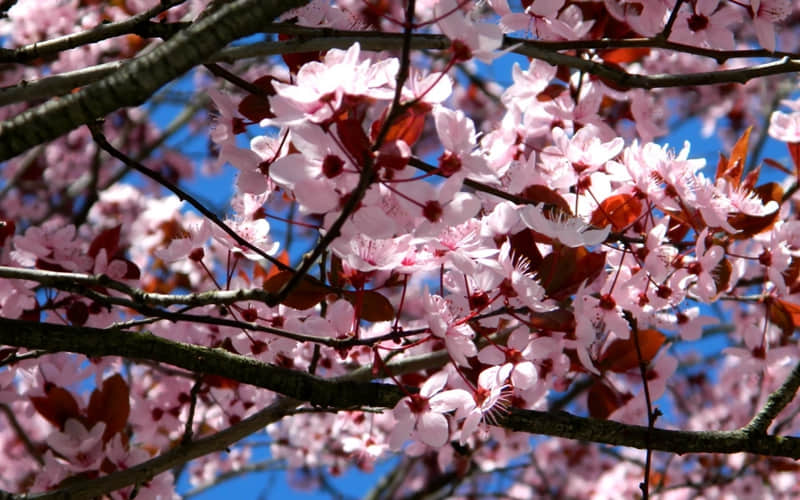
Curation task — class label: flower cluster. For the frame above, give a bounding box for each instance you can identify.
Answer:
[0,0,799,498]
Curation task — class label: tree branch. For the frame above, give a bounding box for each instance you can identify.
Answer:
[499,408,800,459]
[0,317,406,409]
[743,360,800,435]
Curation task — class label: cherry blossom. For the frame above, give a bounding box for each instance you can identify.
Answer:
[389,371,472,449]
[519,204,611,248]
[2,0,800,498]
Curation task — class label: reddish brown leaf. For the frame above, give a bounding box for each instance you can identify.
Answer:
[728,182,782,238]
[87,374,130,442]
[665,216,691,244]
[263,270,328,310]
[509,229,544,272]
[519,185,572,216]
[278,34,321,74]
[717,126,751,189]
[598,47,650,64]
[0,219,15,246]
[712,258,733,296]
[344,290,395,322]
[328,254,345,288]
[787,142,800,179]
[599,329,666,373]
[237,76,276,123]
[741,164,762,191]
[768,299,796,338]
[536,83,567,102]
[31,386,82,430]
[337,116,371,164]
[775,299,800,327]
[370,102,430,147]
[587,381,632,419]
[528,309,575,332]
[590,193,642,232]
[536,246,606,300]
[256,250,289,283]
[88,225,121,259]
[785,257,800,294]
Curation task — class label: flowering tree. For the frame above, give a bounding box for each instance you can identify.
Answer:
[1,0,800,497]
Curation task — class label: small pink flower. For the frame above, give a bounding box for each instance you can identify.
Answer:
[520,204,610,248]
[749,0,791,51]
[389,371,473,449]
[435,0,504,63]
[46,419,106,470]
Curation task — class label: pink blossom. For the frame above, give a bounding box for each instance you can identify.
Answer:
[668,0,741,49]
[435,0,504,63]
[389,371,473,449]
[520,204,611,248]
[46,419,106,470]
[749,0,791,51]
[768,100,800,142]
[268,43,397,125]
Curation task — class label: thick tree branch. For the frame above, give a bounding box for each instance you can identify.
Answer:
[7,26,796,110]
[0,0,309,161]
[500,408,800,459]
[0,317,405,409]
[2,316,800,478]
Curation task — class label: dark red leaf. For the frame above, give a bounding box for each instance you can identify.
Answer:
[787,142,800,179]
[598,329,665,373]
[31,386,82,430]
[337,116,371,164]
[0,219,15,246]
[519,185,572,216]
[263,270,328,310]
[590,193,642,232]
[87,374,130,443]
[587,381,631,419]
[89,225,121,259]
[370,102,430,147]
[278,34,321,74]
[727,182,782,238]
[66,301,89,326]
[598,47,650,63]
[344,290,395,322]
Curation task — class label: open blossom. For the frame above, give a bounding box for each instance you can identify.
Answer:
[269,123,360,213]
[768,99,800,142]
[267,42,397,125]
[749,0,791,51]
[433,106,494,182]
[676,228,725,302]
[389,371,472,449]
[423,290,478,366]
[46,419,106,470]
[435,0,504,63]
[668,0,741,49]
[520,204,611,248]
[502,60,557,111]
[539,125,624,189]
